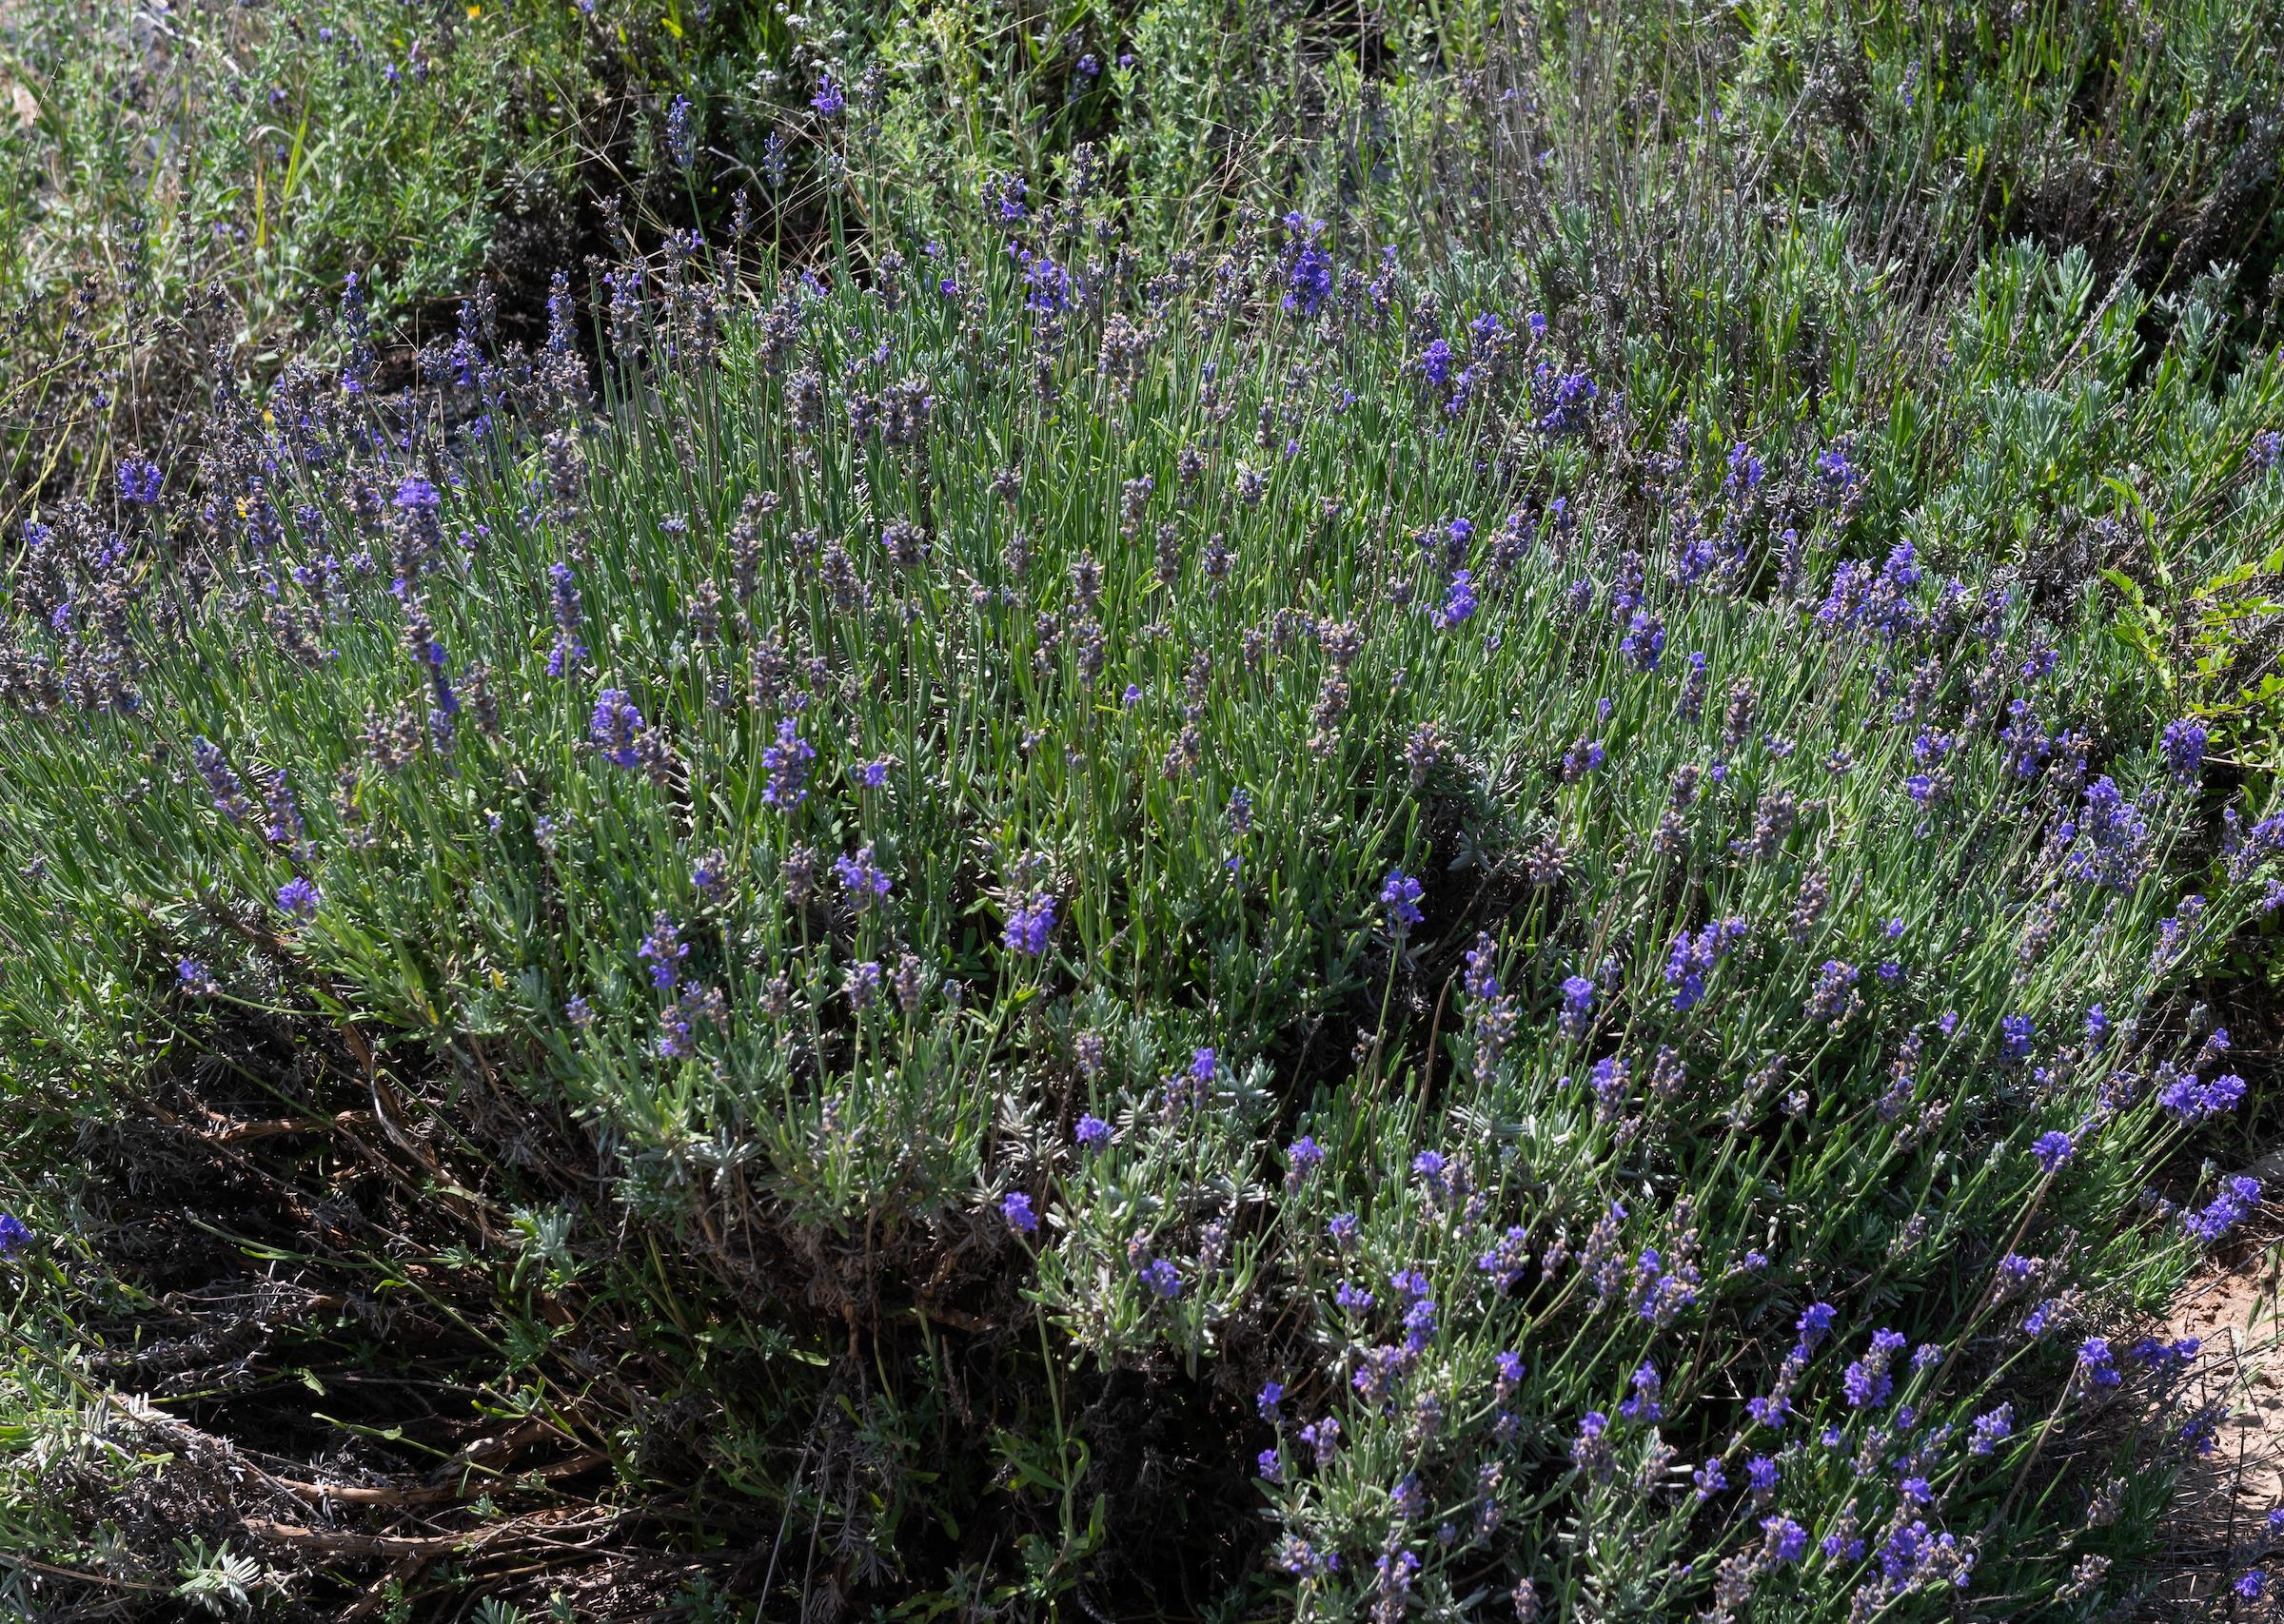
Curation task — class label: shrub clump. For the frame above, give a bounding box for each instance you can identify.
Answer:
[0,219,2279,1617]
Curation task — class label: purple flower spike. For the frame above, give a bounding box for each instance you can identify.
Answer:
[1380,869,1425,932]
[276,877,321,920]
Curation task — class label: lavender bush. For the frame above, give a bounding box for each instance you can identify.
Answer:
[0,202,2275,1617]
[3,0,2284,1609]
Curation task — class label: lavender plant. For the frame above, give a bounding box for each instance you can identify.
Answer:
[0,203,2280,1619]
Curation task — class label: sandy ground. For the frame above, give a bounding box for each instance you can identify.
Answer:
[2146,1164,2284,1616]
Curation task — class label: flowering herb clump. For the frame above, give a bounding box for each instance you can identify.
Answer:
[0,214,2274,1622]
